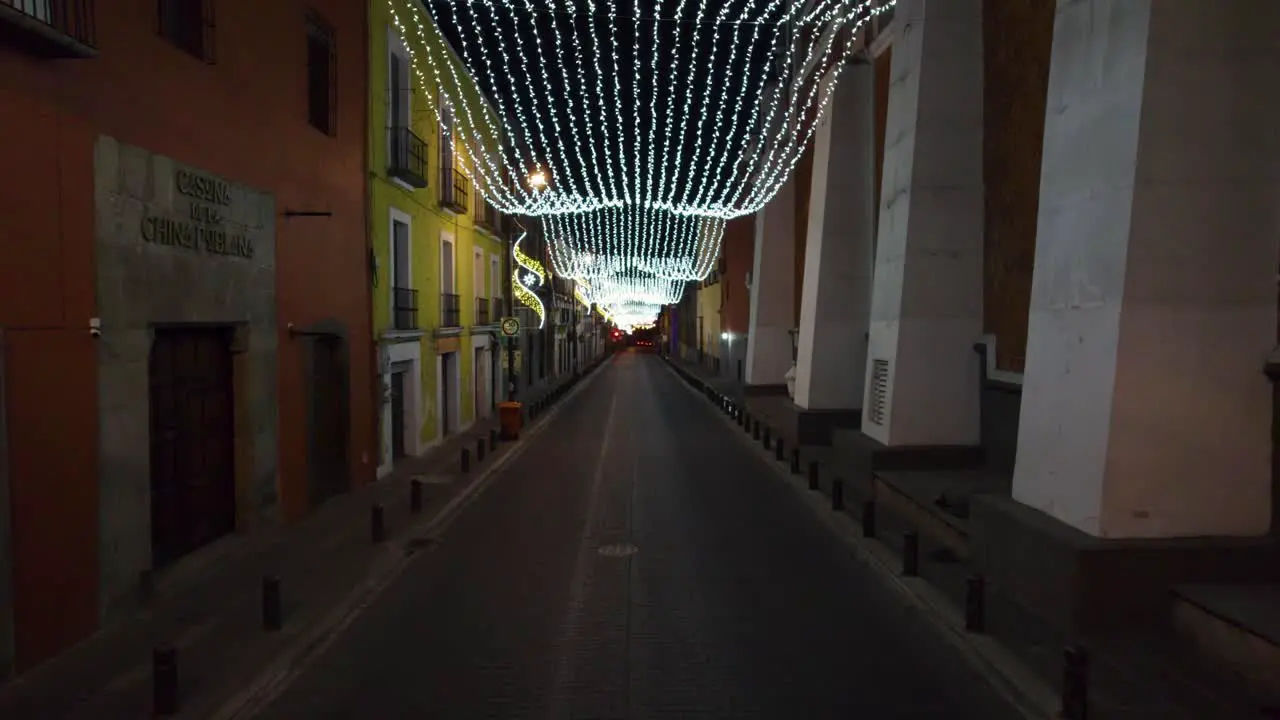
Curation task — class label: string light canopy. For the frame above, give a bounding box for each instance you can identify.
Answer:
[388,0,895,325]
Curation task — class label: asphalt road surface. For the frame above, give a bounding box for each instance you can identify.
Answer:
[257,351,1022,719]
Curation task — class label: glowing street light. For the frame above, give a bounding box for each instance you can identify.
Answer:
[527,170,548,189]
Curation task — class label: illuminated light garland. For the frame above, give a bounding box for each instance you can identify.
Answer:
[402,0,893,214]
[386,0,895,319]
[512,232,547,329]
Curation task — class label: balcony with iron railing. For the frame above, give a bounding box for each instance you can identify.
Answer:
[0,0,96,57]
[440,292,461,328]
[489,297,506,323]
[474,297,491,326]
[440,167,469,214]
[392,286,418,331]
[474,195,501,236]
[388,126,428,189]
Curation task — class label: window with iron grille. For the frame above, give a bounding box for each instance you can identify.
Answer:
[306,12,337,136]
[158,0,215,63]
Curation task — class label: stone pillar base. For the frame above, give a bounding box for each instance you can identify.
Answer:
[970,495,1280,636]
[831,431,983,502]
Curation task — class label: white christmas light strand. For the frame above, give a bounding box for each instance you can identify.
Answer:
[386,0,895,326]
[396,0,891,218]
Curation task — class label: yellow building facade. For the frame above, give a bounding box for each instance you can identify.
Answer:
[371,0,509,476]
[696,272,721,369]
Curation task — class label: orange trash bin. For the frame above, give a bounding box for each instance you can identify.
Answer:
[498,401,524,440]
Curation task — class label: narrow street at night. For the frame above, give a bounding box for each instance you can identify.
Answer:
[256,351,1022,719]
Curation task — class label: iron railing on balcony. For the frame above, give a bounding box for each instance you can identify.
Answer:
[474,195,500,234]
[388,126,428,188]
[474,297,491,325]
[0,0,96,56]
[490,297,506,323]
[440,167,469,213]
[392,286,418,331]
[440,292,461,328]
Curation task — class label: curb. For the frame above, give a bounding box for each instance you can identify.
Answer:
[213,355,615,719]
[660,356,1061,720]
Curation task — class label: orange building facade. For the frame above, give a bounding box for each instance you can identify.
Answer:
[0,0,375,675]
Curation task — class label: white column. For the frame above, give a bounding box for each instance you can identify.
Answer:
[1013,0,1280,539]
[744,178,796,387]
[862,0,984,445]
[795,66,876,410]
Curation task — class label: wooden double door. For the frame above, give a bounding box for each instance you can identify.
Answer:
[149,327,236,568]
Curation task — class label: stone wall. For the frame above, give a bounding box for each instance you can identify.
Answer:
[93,135,279,619]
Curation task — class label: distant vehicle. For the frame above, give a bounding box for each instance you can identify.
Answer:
[629,327,658,350]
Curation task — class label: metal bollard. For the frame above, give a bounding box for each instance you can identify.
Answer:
[371,504,386,543]
[775,437,784,461]
[861,500,877,537]
[831,477,845,511]
[902,531,919,576]
[965,575,986,633]
[490,427,498,450]
[752,420,760,440]
[1061,645,1089,719]
[461,448,471,473]
[790,449,800,474]
[809,461,820,491]
[410,478,423,513]
[477,437,485,462]
[153,645,179,716]
[262,575,282,632]
[762,428,771,449]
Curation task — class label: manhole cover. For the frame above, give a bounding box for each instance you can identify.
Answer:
[411,474,454,485]
[597,543,638,557]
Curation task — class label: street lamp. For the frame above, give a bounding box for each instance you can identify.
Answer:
[527,170,548,189]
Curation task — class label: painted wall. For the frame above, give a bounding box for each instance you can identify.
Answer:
[697,278,721,363]
[981,0,1055,374]
[0,0,373,671]
[719,217,754,336]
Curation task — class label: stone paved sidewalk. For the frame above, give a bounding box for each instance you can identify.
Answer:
[666,354,1270,720]
[0,410,527,719]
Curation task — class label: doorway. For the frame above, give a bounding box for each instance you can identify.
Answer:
[390,369,407,460]
[441,351,456,435]
[149,326,236,568]
[308,335,349,507]
[474,346,489,418]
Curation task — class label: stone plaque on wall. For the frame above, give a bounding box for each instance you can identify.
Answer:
[92,135,279,622]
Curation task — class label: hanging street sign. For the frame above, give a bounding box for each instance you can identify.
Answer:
[500,316,521,337]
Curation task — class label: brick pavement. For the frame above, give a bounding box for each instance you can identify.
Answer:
[0,356,612,720]
[665,354,1269,719]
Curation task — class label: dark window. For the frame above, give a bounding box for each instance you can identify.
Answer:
[307,12,337,135]
[389,52,409,128]
[158,0,215,63]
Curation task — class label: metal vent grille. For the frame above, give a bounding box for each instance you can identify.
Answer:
[868,358,890,426]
